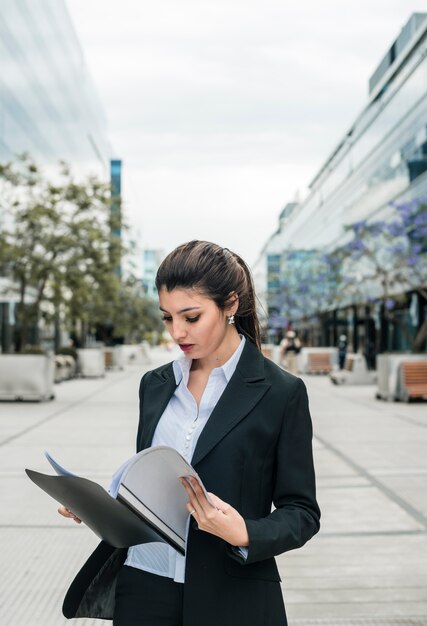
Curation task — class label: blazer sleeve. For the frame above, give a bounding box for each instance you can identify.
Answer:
[241,377,320,564]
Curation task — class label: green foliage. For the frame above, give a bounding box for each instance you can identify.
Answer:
[56,346,78,360]
[0,154,160,350]
[105,278,164,343]
[21,345,47,355]
[0,154,122,349]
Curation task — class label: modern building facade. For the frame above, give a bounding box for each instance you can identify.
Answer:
[257,13,427,355]
[0,0,115,351]
[110,159,123,277]
[0,0,111,173]
[142,250,165,301]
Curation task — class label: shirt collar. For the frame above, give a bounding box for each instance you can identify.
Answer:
[172,335,246,385]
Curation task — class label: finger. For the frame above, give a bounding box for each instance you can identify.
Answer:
[186,502,198,517]
[180,479,201,514]
[58,505,72,517]
[179,477,203,509]
[179,477,197,502]
[186,477,216,512]
[58,506,81,524]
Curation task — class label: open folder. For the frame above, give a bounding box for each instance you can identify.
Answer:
[25,446,207,555]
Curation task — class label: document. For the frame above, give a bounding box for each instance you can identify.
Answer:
[44,450,77,477]
[26,446,207,555]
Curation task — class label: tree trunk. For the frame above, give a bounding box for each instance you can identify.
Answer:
[18,277,27,352]
[54,309,61,352]
[413,319,427,353]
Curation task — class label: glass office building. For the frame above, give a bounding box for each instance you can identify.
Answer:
[258,13,427,352]
[0,0,111,172]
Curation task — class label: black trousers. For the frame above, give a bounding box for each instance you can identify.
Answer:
[113,566,184,626]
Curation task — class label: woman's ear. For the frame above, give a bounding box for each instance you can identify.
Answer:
[225,292,239,316]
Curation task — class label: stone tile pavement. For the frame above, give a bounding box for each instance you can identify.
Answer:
[0,347,426,625]
[280,376,427,624]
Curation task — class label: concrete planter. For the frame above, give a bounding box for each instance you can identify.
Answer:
[330,353,377,385]
[77,348,105,378]
[121,344,151,365]
[0,354,55,401]
[376,353,427,401]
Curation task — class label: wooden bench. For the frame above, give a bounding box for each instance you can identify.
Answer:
[399,361,427,402]
[104,349,114,369]
[307,352,332,374]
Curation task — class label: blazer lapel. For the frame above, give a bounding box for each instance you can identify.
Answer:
[139,363,177,449]
[192,341,270,467]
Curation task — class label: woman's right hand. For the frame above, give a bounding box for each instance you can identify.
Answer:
[58,505,81,524]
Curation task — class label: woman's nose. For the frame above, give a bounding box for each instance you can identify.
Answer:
[171,321,187,341]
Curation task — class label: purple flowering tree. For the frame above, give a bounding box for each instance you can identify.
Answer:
[339,199,427,351]
[278,248,342,324]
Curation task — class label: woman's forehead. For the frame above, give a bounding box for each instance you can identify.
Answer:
[158,287,213,310]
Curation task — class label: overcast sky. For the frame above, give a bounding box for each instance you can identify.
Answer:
[66,0,423,267]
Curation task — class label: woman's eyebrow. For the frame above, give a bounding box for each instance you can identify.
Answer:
[159,306,202,314]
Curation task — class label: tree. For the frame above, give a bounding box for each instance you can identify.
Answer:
[0,154,122,350]
[339,198,427,351]
[105,277,164,344]
[278,248,342,325]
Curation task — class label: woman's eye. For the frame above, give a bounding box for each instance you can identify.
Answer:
[162,316,172,323]
[186,316,200,323]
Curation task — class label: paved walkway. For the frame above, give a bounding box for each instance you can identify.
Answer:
[280,376,427,624]
[0,347,426,625]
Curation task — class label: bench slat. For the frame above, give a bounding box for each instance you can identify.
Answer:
[400,361,427,400]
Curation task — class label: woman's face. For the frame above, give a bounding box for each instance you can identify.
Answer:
[158,288,236,360]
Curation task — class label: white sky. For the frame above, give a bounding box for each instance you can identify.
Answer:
[66,0,423,267]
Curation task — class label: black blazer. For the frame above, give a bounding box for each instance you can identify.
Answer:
[63,340,320,625]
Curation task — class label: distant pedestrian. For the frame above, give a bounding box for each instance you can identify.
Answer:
[338,334,347,370]
[280,329,301,374]
[58,240,320,626]
[364,338,376,370]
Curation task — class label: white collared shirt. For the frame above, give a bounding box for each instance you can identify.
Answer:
[124,336,246,583]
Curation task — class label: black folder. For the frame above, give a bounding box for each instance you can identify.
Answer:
[26,446,205,555]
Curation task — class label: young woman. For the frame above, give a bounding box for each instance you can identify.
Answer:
[60,240,320,626]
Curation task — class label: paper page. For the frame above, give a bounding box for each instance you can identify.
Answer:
[44,450,76,477]
[119,446,215,537]
[45,450,140,498]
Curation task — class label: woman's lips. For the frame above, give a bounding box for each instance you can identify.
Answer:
[179,344,194,352]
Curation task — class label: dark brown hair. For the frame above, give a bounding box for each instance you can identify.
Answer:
[155,240,261,350]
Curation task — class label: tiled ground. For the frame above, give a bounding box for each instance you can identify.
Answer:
[1,350,426,625]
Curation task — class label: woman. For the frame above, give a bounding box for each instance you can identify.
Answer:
[60,240,320,626]
[279,330,302,374]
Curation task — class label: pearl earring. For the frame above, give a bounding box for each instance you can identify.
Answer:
[228,315,235,325]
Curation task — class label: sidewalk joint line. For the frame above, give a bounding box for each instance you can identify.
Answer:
[0,371,134,448]
[314,433,427,530]
[318,529,427,538]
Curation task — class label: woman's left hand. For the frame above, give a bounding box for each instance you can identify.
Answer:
[180,476,249,547]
